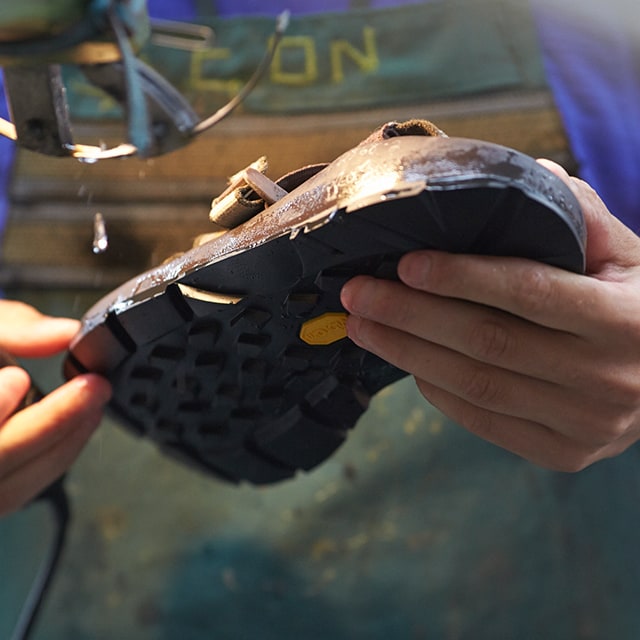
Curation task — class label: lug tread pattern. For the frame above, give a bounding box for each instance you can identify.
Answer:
[100,255,392,484]
[68,180,585,484]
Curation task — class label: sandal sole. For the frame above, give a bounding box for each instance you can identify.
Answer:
[64,136,585,484]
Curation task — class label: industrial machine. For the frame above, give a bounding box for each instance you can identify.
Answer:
[0,0,287,160]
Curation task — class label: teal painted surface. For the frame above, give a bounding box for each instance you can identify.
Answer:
[2,290,640,639]
[65,0,545,118]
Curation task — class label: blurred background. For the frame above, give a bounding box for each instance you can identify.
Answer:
[1,1,640,638]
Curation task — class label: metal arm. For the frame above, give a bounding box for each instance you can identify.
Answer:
[0,1,288,159]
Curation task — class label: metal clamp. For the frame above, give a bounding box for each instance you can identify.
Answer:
[0,5,290,159]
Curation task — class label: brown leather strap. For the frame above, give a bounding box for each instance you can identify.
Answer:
[275,163,328,192]
[208,119,446,233]
[360,118,447,145]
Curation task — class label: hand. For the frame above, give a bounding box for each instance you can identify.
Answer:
[0,301,111,516]
[341,160,640,472]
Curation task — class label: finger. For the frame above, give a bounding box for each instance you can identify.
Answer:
[345,314,610,444]
[414,378,600,473]
[395,250,631,337]
[0,414,98,516]
[342,275,587,379]
[342,276,640,434]
[0,374,111,477]
[0,300,80,357]
[538,159,640,271]
[0,366,32,419]
[536,158,571,183]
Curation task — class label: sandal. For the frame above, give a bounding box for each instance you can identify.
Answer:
[64,120,585,484]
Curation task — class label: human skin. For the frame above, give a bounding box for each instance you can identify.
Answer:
[341,159,640,472]
[0,301,111,516]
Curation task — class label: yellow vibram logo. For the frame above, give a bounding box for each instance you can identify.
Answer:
[300,313,348,346]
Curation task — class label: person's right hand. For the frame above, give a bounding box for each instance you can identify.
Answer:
[341,160,640,472]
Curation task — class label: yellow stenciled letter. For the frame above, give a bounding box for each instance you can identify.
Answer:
[189,47,244,101]
[269,35,319,86]
[330,26,379,84]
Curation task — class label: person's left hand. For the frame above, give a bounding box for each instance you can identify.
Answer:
[0,300,111,515]
[340,162,640,472]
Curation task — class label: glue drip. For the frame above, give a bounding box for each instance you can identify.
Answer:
[92,212,109,254]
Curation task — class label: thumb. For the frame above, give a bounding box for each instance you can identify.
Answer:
[0,300,80,357]
[537,159,640,276]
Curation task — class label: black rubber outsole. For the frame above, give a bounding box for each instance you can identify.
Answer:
[64,136,586,484]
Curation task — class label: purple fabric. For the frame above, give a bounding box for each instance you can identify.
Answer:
[147,0,196,20]
[0,82,14,244]
[532,1,640,231]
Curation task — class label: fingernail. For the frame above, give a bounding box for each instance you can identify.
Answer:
[74,374,113,406]
[536,158,569,178]
[47,317,81,332]
[399,252,431,288]
[340,276,371,314]
[340,280,354,311]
